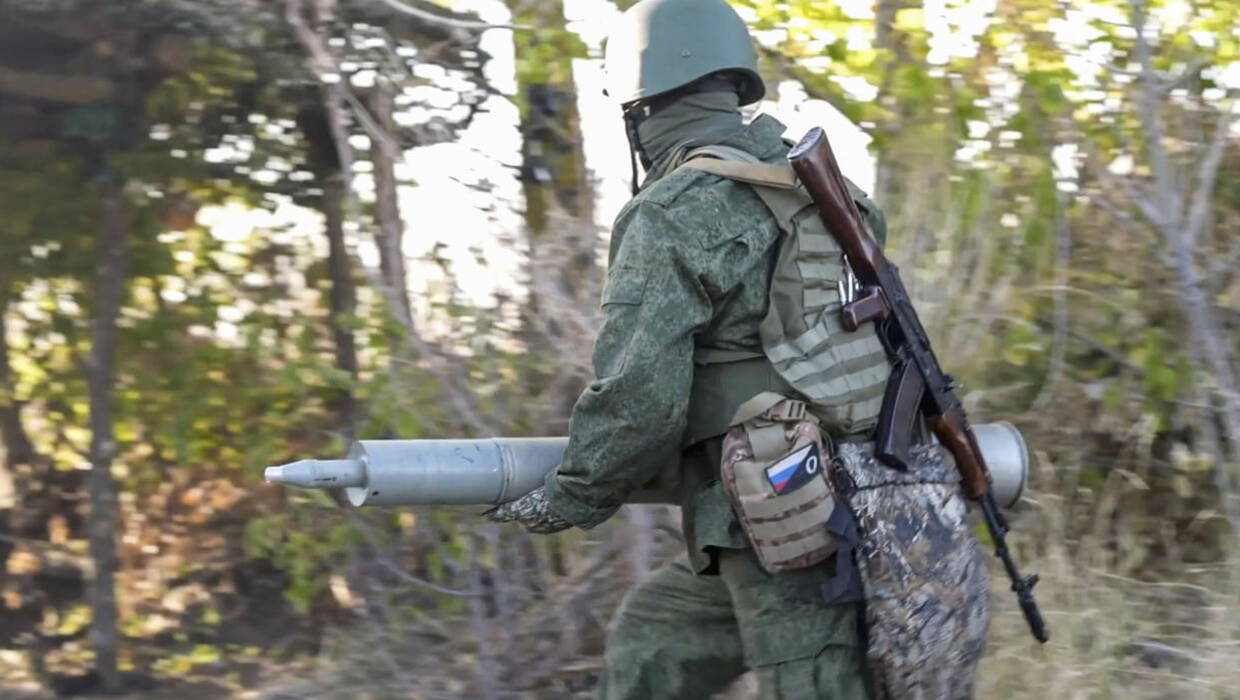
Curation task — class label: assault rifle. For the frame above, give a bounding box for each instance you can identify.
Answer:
[788,128,1049,643]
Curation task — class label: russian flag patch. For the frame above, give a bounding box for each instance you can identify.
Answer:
[765,442,824,495]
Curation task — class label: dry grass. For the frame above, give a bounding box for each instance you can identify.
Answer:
[976,486,1238,699]
[251,485,1237,699]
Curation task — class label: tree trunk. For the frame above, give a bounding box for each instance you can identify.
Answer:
[0,296,35,472]
[508,0,591,251]
[519,80,590,234]
[0,290,28,577]
[323,171,359,434]
[506,0,597,431]
[85,177,130,692]
[367,85,414,334]
[1172,235,1240,525]
[1128,2,1240,523]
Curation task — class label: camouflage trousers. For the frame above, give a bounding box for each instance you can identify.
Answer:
[596,547,871,700]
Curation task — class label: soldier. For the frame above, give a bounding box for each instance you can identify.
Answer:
[488,0,987,698]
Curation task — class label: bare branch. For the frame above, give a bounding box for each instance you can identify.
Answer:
[1131,0,1181,229]
[0,65,113,104]
[1031,188,1072,411]
[1067,330,1146,376]
[373,0,528,31]
[286,0,497,437]
[345,510,478,597]
[1083,152,1165,230]
[1160,58,1209,96]
[1183,108,1236,247]
[340,88,403,161]
[758,45,855,118]
[1084,190,1134,224]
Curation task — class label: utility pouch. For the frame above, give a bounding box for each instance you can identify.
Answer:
[720,392,837,573]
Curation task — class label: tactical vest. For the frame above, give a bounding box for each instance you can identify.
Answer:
[680,145,892,443]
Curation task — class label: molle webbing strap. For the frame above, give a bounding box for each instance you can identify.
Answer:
[679,144,892,437]
[693,346,765,365]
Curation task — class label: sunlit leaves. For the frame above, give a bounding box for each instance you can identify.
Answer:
[731,1,1238,547]
[507,0,586,113]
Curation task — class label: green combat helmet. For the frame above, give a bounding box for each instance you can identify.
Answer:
[604,0,765,106]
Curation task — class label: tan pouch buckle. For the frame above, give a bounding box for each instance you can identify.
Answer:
[765,399,808,423]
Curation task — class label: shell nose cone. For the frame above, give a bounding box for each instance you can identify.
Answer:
[264,458,365,488]
[265,461,313,486]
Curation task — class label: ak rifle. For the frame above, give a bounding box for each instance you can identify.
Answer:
[788,127,1049,643]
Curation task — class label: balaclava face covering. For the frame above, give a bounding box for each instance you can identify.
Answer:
[622,84,744,193]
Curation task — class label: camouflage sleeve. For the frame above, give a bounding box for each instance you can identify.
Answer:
[543,202,712,529]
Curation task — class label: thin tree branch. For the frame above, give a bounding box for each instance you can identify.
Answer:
[345,509,477,597]
[373,0,529,31]
[1132,0,1181,230]
[466,532,501,699]
[1183,108,1236,247]
[1160,58,1209,96]
[1032,188,1072,411]
[0,65,114,104]
[1083,151,1164,232]
[758,45,856,119]
[286,0,497,437]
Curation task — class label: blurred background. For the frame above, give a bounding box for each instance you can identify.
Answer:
[0,0,1237,697]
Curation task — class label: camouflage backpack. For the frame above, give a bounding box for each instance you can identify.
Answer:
[830,441,990,700]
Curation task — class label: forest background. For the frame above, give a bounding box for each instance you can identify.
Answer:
[0,0,1238,697]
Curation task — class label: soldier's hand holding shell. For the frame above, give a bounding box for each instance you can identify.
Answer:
[484,486,573,534]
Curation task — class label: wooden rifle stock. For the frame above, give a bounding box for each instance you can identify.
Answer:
[788,126,1048,643]
[931,404,990,499]
[787,129,886,280]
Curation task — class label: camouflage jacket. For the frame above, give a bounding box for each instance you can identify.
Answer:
[544,115,888,572]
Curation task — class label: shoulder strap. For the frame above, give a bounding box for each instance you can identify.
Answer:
[680,145,798,189]
[687,144,762,163]
[679,145,807,227]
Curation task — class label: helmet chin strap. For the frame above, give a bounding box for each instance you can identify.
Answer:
[623,106,652,196]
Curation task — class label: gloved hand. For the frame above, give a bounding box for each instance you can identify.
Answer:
[484,486,572,534]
